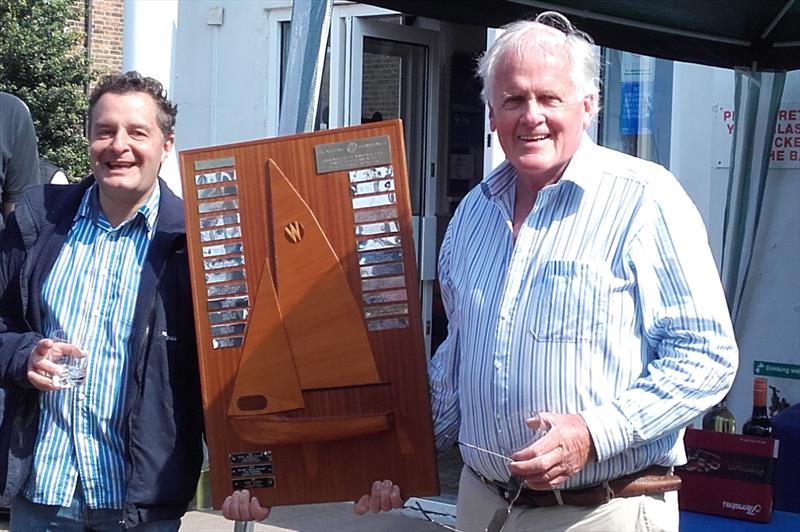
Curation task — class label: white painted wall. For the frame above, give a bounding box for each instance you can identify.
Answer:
[171,1,277,152]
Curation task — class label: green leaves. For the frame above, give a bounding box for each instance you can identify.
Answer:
[0,0,91,180]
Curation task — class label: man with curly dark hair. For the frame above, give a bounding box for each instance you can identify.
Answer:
[0,71,204,530]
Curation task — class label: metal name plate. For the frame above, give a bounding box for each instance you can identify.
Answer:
[204,255,245,271]
[358,249,402,266]
[210,323,247,338]
[195,170,236,185]
[362,275,406,292]
[349,165,393,183]
[199,213,241,229]
[203,243,244,258]
[213,336,244,349]
[353,206,398,224]
[315,136,391,174]
[198,199,240,214]
[200,226,242,242]
[232,477,275,490]
[352,192,396,210]
[360,262,404,278]
[197,185,239,200]
[355,220,399,236]
[207,282,248,297]
[350,179,395,197]
[367,317,410,331]
[230,464,274,478]
[363,289,407,306]
[208,308,249,324]
[229,451,272,465]
[207,296,249,311]
[364,303,408,318]
[195,156,236,171]
[356,235,401,252]
[205,269,246,284]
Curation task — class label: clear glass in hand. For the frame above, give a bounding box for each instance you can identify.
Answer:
[48,329,88,389]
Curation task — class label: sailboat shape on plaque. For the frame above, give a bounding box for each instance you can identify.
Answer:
[228,160,391,443]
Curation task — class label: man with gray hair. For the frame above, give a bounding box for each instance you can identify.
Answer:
[354,11,738,531]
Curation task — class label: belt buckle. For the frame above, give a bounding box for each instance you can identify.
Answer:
[486,475,524,532]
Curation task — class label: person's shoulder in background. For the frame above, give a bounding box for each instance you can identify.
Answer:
[0,91,28,112]
[38,159,68,184]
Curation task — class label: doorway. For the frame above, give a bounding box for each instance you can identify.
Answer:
[348,18,440,357]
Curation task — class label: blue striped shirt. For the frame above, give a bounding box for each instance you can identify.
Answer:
[26,183,160,508]
[430,135,738,488]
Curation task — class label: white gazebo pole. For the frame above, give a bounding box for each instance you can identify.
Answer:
[123,0,182,196]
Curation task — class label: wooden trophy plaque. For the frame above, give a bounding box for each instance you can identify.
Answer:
[178,120,438,507]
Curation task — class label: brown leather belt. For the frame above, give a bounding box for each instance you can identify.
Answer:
[472,465,681,508]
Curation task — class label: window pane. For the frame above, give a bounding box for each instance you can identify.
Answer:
[361,37,427,215]
[599,50,673,166]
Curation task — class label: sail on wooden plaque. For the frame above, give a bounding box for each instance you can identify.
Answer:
[179,120,438,507]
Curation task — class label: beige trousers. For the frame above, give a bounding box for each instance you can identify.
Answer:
[455,466,679,532]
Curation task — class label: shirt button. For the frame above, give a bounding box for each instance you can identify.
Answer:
[78,391,86,400]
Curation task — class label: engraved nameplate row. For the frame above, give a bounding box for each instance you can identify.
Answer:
[229,450,275,490]
[193,159,250,350]
[349,165,409,332]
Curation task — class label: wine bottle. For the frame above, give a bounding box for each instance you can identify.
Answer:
[702,396,736,433]
[742,377,774,438]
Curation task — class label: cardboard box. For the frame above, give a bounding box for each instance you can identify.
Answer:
[676,428,779,523]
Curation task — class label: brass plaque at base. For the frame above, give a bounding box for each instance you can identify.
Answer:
[179,120,438,508]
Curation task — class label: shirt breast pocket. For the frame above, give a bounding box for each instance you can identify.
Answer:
[529,261,609,343]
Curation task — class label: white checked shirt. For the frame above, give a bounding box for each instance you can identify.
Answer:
[430,135,738,488]
[26,183,159,508]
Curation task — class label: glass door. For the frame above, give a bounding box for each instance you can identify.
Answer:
[348,18,440,355]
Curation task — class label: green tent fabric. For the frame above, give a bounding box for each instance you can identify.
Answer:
[721,69,786,324]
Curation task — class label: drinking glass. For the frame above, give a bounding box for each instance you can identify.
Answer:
[48,329,88,389]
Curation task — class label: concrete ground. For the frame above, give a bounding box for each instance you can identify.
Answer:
[0,449,462,531]
[181,503,447,531]
[0,503,447,531]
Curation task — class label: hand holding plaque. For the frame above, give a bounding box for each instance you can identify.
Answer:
[353,480,404,515]
[222,489,271,522]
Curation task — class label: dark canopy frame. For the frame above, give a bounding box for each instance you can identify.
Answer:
[364,0,800,70]
[361,0,796,324]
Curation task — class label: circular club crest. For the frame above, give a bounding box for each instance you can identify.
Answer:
[284,221,305,243]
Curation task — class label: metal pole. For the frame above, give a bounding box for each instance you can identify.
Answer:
[278,0,334,135]
[233,520,255,532]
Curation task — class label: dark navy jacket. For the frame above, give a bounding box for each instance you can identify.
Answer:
[0,178,204,527]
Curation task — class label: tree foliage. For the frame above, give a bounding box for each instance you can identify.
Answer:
[0,0,91,180]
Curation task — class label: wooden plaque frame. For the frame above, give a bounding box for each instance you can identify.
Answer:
[179,121,438,507]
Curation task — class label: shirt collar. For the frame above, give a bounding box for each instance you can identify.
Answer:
[75,181,161,233]
[480,160,517,200]
[559,134,603,193]
[480,133,601,200]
